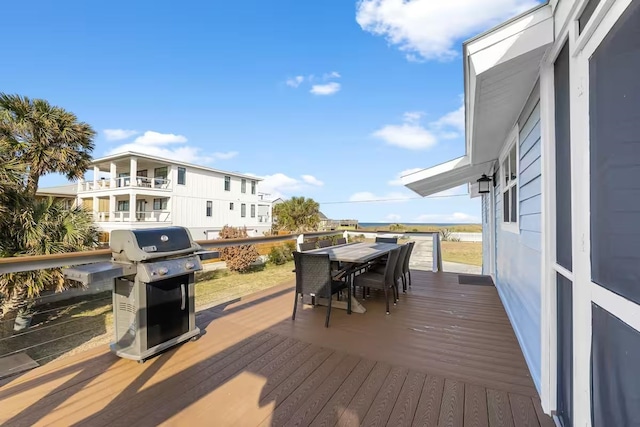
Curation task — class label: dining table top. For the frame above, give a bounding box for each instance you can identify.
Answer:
[306,242,400,264]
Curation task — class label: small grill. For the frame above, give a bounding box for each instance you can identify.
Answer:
[63,227,217,363]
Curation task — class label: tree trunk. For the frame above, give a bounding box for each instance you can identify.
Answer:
[0,288,27,339]
[25,171,40,197]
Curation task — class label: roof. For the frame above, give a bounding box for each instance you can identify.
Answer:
[404,3,553,197]
[36,184,78,197]
[91,152,262,181]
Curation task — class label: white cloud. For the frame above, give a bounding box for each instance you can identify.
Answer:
[356,0,537,61]
[103,129,139,141]
[373,100,465,150]
[388,167,423,186]
[386,213,402,221]
[323,71,341,80]
[310,82,341,96]
[414,212,480,223]
[301,175,324,186]
[373,122,437,150]
[107,130,236,165]
[286,75,305,88]
[349,191,412,203]
[132,131,187,146]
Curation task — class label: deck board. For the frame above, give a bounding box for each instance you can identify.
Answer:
[0,270,554,426]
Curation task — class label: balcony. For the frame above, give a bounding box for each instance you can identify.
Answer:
[0,232,553,426]
[79,176,171,193]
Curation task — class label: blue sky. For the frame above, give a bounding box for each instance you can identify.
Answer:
[3,0,537,223]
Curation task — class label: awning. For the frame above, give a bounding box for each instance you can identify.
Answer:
[402,156,493,197]
[405,3,553,197]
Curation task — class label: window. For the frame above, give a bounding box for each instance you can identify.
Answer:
[224,176,231,191]
[251,204,256,218]
[177,167,186,185]
[153,198,168,210]
[241,179,246,193]
[154,167,168,187]
[251,180,256,195]
[578,0,602,33]
[241,203,246,218]
[206,201,212,217]
[117,200,129,211]
[501,142,518,227]
[229,202,234,210]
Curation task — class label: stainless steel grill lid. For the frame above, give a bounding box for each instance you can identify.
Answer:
[110,227,200,262]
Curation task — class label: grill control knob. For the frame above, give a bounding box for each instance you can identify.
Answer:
[157,267,169,276]
[185,262,195,270]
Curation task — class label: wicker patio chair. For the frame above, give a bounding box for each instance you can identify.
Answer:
[375,237,398,244]
[402,241,415,289]
[292,252,351,327]
[299,242,317,251]
[336,237,347,245]
[317,239,332,248]
[353,247,401,315]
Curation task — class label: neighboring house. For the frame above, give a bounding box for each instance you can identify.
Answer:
[63,151,271,241]
[35,184,78,209]
[317,212,358,231]
[403,1,640,425]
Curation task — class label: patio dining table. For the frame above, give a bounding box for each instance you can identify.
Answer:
[305,242,400,314]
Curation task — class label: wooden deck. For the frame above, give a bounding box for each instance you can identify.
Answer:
[0,271,553,426]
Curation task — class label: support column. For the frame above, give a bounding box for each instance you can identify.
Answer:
[130,157,137,187]
[110,162,117,188]
[109,195,115,222]
[92,196,99,221]
[129,193,136,222]
[78,177,85,193]
[93,166,99,189]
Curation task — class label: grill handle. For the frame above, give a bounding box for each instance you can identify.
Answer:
[180,284,186,310]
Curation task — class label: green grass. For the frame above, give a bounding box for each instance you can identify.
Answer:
[0,261,295,368]
[441,241,483,266]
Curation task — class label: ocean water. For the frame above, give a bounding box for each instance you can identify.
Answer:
[358,222,476,228]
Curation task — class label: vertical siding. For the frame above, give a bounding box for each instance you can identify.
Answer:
[494,100,543,392]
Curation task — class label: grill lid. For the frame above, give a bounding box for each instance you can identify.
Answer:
[110,227,200,262]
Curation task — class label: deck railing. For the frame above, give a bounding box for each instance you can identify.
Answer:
[0,229,441,372]
[79,176,171,192]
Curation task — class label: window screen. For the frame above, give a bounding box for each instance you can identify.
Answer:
[557,274,573,427]
[177,167,186,185]
[555,42,573,271]
[590,1,640,304]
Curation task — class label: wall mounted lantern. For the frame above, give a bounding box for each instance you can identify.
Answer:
[477,174,492,194]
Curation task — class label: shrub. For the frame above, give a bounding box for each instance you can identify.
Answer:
[218,225,260,272]
[268,246,287,265]
[283,241,296,260]
[389,223,405,231]
[439,228,460,242]
[348,234,365,243]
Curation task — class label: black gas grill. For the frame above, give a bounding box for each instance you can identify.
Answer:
[63,227,217,362]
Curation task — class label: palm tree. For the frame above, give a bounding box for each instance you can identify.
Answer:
[0,196,98,337]
[0,94,95,196]
[272,197,321,233]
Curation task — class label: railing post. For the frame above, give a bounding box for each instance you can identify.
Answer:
[296,233,305,251]
[432,232,442,272]
[343,230,349,243]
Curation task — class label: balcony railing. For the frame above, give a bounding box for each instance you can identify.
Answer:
[111,210,171,222]
[79,176,171,192]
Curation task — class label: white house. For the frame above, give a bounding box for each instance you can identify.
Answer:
[69,152,272,241]
[403,1,640,425]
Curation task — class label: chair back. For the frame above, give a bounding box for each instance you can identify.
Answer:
[403,241,415,273]
[383,248,401,287]
[317,239,332,248]
[293,252,332,297]
[299,242,317,251]
[395,244,410,281]
[336,237,347,245]
[376,237,398,244]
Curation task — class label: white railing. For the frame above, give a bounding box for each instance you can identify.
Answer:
[79,176,171,192]
[111,211,171,222]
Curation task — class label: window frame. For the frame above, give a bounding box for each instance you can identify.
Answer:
[500,128,520,234]
[241,203,246,218]
[250,204,256,218]
[117,200,129,212]
[206,200,212,217]
[229,202,234,210]
[224,176,231,191]
[251,180,256,195]
[241,179,246,193]
[153,198,168,210]
[177,167,186,185]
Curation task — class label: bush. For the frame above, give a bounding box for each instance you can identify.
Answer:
[218,225,260,272]
[439,228,461,242]
[268,246,287,265]
[283,241,296,259]
[389,223,405,231]
[348,234,365,243]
